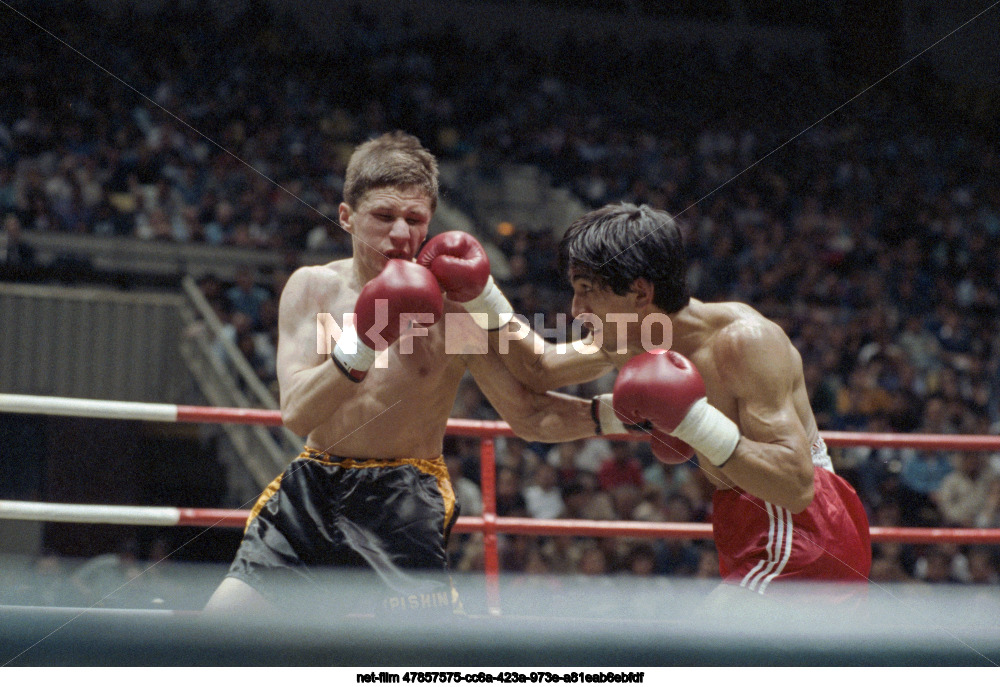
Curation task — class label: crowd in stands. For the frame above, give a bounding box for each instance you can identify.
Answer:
[2,3,999,587]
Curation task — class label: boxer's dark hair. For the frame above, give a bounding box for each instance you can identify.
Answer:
[558,203,690,313]
[344,131,439,210]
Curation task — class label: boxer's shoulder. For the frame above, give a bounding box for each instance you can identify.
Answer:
[283,261,352,303]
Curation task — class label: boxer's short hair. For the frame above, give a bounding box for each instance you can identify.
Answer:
[559,203,690,313]
[344,131,439,210]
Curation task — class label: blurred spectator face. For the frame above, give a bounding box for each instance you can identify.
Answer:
[216,201,235,224]
[922,550,952,583]
[628,546,656,576]
[610,442,631,464]
[664,494,693,522]
[869,556,907,582]
[237,332,257,359]
[230,312,254,334]
[524,549,550,575]
[534,463,557,490]
[555,441,578,468]
[235,266,256,292]
[695,549,719,579]
[497,468,520,499]
[4,213,22,238]
[958,453,983,477]
[578,547,607,575]
[612,485,641,519]
[562,484,589,515]
[967,548,998,584]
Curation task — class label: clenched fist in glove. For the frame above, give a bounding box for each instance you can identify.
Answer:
[590,393,694,465]
[612,349,740,467]
[331,260,443,382]
[417,231,513,330]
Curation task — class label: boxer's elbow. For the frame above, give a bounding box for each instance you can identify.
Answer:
[281,395,316,437]
[785,460,815,514]
[502,402,561,443]
[787,482,814,514]
[281,405,311,437]
[503,412,547,443]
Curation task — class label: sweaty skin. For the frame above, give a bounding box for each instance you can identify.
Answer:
[665,300,817,512]
[204,186,598,615]
[278,187,597,460]
[496,267,818,513]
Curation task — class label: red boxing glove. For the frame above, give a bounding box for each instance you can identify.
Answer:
[332,260,443,382]
[418,231,513,330]
[417,231,491,302]
[648,430,695,466]
[591,393,693,465]
[612,350,740,467]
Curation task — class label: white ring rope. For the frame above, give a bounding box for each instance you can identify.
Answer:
[0,394,178,423]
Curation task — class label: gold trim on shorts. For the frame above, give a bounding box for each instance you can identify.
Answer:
[245,473,284,532]
[243,447,457,534]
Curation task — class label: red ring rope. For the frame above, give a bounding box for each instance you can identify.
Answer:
[2,393,999,616]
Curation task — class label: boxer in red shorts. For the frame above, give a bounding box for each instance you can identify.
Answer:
[713,437,871,594]
[478,202,872,597]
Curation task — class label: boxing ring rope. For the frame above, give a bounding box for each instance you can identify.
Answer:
[3,393,1000,614]
[3,500,1000,543]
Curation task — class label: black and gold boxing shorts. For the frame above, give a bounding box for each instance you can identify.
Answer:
[225,448,460,616]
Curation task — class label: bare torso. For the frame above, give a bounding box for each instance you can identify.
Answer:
[280,259,468,460]
[669,300,819,492]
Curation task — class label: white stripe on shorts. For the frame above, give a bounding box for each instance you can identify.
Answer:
[741,502,793,593]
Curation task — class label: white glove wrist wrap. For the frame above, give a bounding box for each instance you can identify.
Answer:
[671,398,740,467]
[594,394,627,435]
[462,276,514,330]
[331,325,379,380]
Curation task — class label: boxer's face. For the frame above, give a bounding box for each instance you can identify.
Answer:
[569,269,641,355]
[341,185,433,280]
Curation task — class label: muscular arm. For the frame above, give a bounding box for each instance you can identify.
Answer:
[463,338,597,443]
[711,323,815,513]
[488,318,614,393]
[277,267,360,436]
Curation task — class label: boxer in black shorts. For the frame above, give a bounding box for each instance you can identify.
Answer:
[203,133,608,618]
[226,449,458,615]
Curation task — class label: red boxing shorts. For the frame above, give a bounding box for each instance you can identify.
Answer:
[712,463,871,596]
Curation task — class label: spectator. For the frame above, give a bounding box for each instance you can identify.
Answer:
[965,547,1000,585]
[226,265,271,328]
[622,543,657,577]
[561,478,615,522]
[497,436,543,478]
[973,475,1000,529]
[495,467,527,518]
[934,453,995,527]
[899,450,953,526]
[522,462,564,520]
[869,543,912,583]
[445,453,482,517]
[913,546,962,585]
[546,439,583,487]
[694,546,720,580]
[1,213,35,267]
